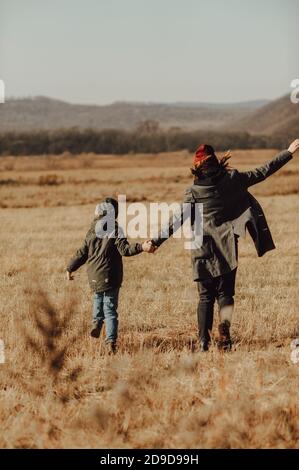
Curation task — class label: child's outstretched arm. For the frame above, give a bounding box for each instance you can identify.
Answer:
[238,139,299,189]
[66,239,88,279]
[115,228,154,256]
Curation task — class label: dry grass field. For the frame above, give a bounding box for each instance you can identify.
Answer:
[0,149,298,448]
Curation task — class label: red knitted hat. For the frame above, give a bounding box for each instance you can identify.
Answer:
[193,144,215,167]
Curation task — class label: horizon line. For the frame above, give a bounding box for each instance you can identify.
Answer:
[3,94,279,108]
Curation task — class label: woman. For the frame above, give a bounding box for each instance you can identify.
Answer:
[151,139,299,351]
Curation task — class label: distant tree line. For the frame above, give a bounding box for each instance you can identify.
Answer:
[0,126,291,156]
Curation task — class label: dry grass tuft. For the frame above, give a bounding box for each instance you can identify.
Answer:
[0,150,298,448]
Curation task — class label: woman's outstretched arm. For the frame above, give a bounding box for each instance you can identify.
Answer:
[238,139,299,189]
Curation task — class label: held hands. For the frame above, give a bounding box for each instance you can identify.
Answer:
[142,240,157,253]
[288,139,299,155]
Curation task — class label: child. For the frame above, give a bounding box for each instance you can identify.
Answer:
[66,197,153,354]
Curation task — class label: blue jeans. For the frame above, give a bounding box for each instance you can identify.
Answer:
[92,288,119,343]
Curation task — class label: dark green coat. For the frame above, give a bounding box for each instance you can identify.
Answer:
[67,219,142,292]
[152,150,292,281]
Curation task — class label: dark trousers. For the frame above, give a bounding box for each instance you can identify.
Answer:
[197,268,237,342]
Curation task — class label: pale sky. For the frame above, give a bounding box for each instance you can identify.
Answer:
[0,0,298,104]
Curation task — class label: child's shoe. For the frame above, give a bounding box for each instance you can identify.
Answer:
[106,341,117,355]
[90,320,101,338]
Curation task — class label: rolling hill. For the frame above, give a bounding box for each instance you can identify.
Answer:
[0,95,297,139]
[0,96,267,132]
[230,94,299,136]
